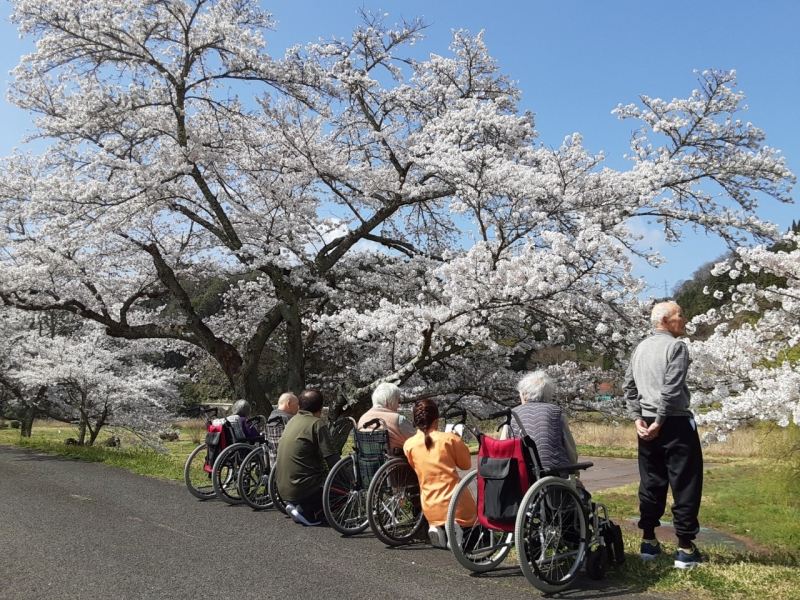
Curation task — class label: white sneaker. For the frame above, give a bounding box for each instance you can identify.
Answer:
[428,525,447,549]
[290,504,321,526]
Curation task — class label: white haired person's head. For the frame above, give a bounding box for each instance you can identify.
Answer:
[372,382,401,410]
[517,371,555,404]
[651,302,678,328]
[277,392,299,415]
[650,301,687,337]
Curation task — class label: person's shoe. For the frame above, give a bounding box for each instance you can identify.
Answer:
[674,544,702,569]
[289,504,321,527]
[639,539,661,560]
[428,525,447,549]
[285,503,297,520]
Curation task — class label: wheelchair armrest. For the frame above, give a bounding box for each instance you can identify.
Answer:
[540,461,594,477]
[240,435,265,444]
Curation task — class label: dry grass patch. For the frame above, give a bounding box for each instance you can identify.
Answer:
[569,420,797,461]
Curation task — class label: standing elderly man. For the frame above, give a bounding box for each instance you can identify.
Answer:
[623,301,703,569]
[357,382,415,455]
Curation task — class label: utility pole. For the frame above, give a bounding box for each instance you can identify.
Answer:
[664,279,669,299]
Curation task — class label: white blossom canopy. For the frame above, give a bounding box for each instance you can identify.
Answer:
[0,0,794,417]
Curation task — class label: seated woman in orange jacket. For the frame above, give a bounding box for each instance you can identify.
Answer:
[403,399,476,549]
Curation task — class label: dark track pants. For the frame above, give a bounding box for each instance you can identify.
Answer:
[637,416,703,541]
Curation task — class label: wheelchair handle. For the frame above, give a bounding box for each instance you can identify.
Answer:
[486,408,511,420]
[361,417,385,431]
[247,414,267,429]
[443,408,467,424]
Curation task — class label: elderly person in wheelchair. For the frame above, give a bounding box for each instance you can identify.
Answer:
[501,370,589,501]
[357,382,415,455]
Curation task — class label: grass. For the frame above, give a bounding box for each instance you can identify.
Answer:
[0,420,197,482]
[607,534,800,600]
[3,419,800,599]
[593,460,800,600]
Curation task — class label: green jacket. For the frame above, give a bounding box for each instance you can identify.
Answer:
[274,410,338,502]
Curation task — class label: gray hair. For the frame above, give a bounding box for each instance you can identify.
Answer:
[231,399,251,417]
[372,382,401,409]
[517,371,555,403]
[651,302,678,328]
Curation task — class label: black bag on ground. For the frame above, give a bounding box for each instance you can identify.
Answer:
[601,520,625,565]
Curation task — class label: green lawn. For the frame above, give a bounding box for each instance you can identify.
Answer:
[593,461,800,600]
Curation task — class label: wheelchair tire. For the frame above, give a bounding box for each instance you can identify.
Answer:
[323,454,369,535]
[366,458,426,546]
[212,443,252,505]
[515,476,588,593]
[445,470,514,572]
[237,447,274,511]
[268,465,288,514]
[585,544,607,580]
[184,443,216,500]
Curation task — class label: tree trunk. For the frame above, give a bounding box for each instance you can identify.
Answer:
[232,368,271,417]
[281,298,306,395]
[77,419,87,445]
[87,424,101,446]
[19,405,36,438]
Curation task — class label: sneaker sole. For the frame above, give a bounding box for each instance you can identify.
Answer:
[674,560,700,569]
[640,553,660,560]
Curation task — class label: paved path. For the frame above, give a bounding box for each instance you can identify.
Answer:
[0,446,674,600]
[467,455,641,491]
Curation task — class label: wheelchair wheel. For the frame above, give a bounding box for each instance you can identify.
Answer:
[515,476,588,593]
[268,465,288,514]
[323,454,369,535]
[445,470,514,572]
[184,443,216,500]
[212,443,252,505]
[237,447,274,511]
[366,458,426,546]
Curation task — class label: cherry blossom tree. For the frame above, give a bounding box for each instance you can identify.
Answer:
[0,308,180,444]
[687,231,800,437]
[0,0,794,418]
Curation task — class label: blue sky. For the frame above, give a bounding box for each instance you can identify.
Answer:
[1,0,797,296]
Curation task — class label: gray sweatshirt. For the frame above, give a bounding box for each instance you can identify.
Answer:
[623,330,693,424]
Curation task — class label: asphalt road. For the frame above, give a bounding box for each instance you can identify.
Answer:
[0,446,664,600]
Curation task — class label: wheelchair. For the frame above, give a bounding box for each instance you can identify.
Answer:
[209,413,267,505]
[236,414,287,511]
[322,417,392,535]
[445,409,622,593]
[183,405,222,500]
[365,408,466,546]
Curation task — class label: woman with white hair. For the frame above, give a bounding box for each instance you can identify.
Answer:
[357,382,416,454]
[503,371,580,474]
